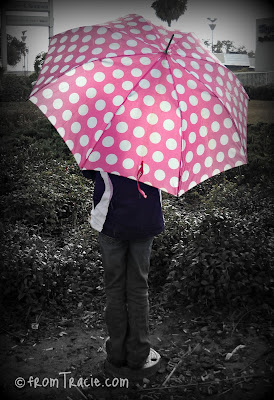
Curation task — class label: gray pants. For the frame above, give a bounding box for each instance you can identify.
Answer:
[99,232,154,368]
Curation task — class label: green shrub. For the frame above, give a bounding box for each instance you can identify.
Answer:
[0,74,32,102]
[163,209,273,309]
[0,223,102,314]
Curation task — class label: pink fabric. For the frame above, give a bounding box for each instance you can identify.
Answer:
[30,14,248,196]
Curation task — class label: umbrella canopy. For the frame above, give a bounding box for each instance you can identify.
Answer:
[29,14,248,196]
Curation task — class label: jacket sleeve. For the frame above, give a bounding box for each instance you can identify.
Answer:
[82,170,97,182]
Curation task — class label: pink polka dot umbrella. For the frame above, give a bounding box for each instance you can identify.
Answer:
[29,14,248,197]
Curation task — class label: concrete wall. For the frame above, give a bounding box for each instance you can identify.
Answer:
[235,71,274,87]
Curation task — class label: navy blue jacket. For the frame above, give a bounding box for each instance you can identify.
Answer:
[83,171,164,240]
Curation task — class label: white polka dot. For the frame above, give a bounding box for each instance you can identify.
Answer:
[106,154,118,165]
[95,100,106,111]
[94,130,103,141]
[130,108,142,119]
[136,145,148,157]
[133,126,145,138]
[104,112,113,124]
[102,136,114,148]
[155,170,165,181]
[57,127,65,137]
[201,108,210,119]
[208,139,217,150]
[170,177,179,188]
[232,132,240,142]
[89,151,100,162]
[193,163,201,174]
[186,151,193,163]
[166,138,177,150]
[140,57,151,65]
[181,170,189,182]
[216,76,223,86]
[103,83,115,94]
[190,113,198,124]
[120,140,131,151]
[113,95,123,106]
[224,118,233,129]
[98,27,107,34]
[62,110,72,121]
[228,148,236,158]
[179,101,187,112]
[201,91,211,101]
[131,68,142,77]
[122,81,133,90]
[150,132,161,143]
[71,122,81,133]
[216,87,223,97]
[151,69,161,78]
[199,126,208,137]
[94,72,105,82]
[176,84,185,94]
[204,74,212,82]
[168,158,179,169]
[189,95,198,106]
[80,135,89,146]
[218,66,225,76]
[197,144,205,155]
[87,117,97,128]
[113,69,124,79]
[48,115,55,124]
[86,88,97,98]
[152,151,164,162]
[75,76,87,87]
[217,152,225,162]
[163,119,175,131]
[121,57,133,66]
[211,121,220,132]
[69,93,79,104]
[205,157,213,167]
[160,101,171,112]
[214,104,223,115]
[190,61,200,70]
[43,88,53,99]
[53,99,63,109]
[116,122,128,133]
[155,84,166,94]
[123,159,134,169]
[143,95,155,106]
[147,113,158,125]
[173,68,183,78]
[220,134,229,145]
[66,140,74,150]
[189,132,196,143]
[75,56,85,63]
[187,80,197,89]
[182,119,187,131]
[79,45,89,53]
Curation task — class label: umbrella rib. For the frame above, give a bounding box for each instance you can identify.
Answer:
[164,53,184,195]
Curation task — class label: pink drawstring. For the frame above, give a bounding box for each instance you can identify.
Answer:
[137,161,147,199]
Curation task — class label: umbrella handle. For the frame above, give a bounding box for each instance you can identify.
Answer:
[137,161,147,199]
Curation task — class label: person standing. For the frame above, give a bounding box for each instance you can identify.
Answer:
[83,170,164,378]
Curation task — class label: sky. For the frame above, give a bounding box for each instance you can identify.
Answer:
[4,0,274,72]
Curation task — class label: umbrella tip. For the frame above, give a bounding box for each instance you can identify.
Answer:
[164,34,174,54]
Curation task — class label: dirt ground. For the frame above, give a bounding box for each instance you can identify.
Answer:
[0,305,273,400]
